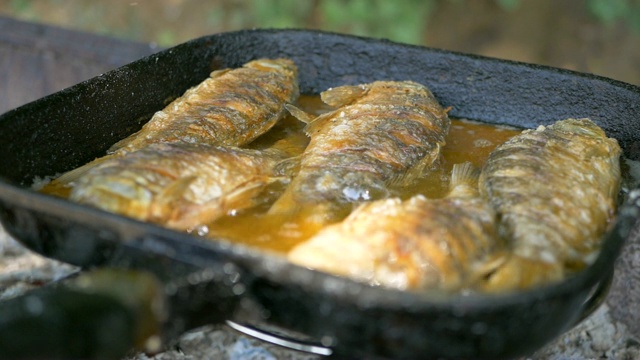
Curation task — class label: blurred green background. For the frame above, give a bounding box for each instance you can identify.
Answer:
[1,0,639,85]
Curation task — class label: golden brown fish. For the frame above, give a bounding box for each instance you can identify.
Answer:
[288,163,503,291]
[56,142,295,231]
[269,80,450,225]
[479,118,622,292]
[109,58,299,154]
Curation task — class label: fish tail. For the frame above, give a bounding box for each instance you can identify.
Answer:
[448,162,481,198]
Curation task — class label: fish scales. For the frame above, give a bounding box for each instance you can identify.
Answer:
[269,80,450,222]
[109,58,299,154]
[288,163,502,291]
[479,118,621,291]
[67,142,291,231]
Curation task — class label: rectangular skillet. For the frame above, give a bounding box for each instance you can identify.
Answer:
[1,29,640,359]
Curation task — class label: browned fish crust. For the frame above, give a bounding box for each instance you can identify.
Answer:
[69,143,290,230]
[288,163,501,291]
[109,58,299,154]
[270,80,450,221]
[479,118,621,290]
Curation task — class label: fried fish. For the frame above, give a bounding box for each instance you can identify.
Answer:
[269,80,450,225]
[56,142,294,231]
[479,118,622,291]
[288,163,503,291]
[109,58,299,154]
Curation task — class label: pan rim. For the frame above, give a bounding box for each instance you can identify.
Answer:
[0,177,629,311]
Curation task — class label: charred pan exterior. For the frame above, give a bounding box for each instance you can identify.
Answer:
[479,118,622,291]
[270,80,450,222]
[109,58,299,154]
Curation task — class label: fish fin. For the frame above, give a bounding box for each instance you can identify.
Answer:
[320,84,368,108]
[150,175,198,221]
[302,110,343,136]
[159,176,197,203]
[223,180,271,209]
[386,171,410,189]
[387,150,439,188]
[466,251,508,287]
[267,185,326,221]
[285,104,315,124]
[168,177,284,231]
[478,254,564,293]
[108,130,143,153]
[267,188,298,216]
[266,123,310,156]
[209,68,232,78]
[228,176,290,208]
[450,162,480,189]
[166,201,225,231]
[51,155,119,185]
[288,103,342,136]
[448,162,480,197]
[159,175,229,230]
[269,194,346,229]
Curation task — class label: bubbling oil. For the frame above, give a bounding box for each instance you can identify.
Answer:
[203,95,522,253]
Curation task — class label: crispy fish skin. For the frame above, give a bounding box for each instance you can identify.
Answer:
[479,118,622,291]
[109,58,299,154]
[66,143,291,231]
[288,163,502,291]
[269,80,450,223]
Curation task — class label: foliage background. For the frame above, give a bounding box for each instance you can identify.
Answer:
[1,0,639,85]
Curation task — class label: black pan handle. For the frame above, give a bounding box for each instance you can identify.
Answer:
[102,234,249,343]
[0,269,167,359]
[0,230,249,359]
